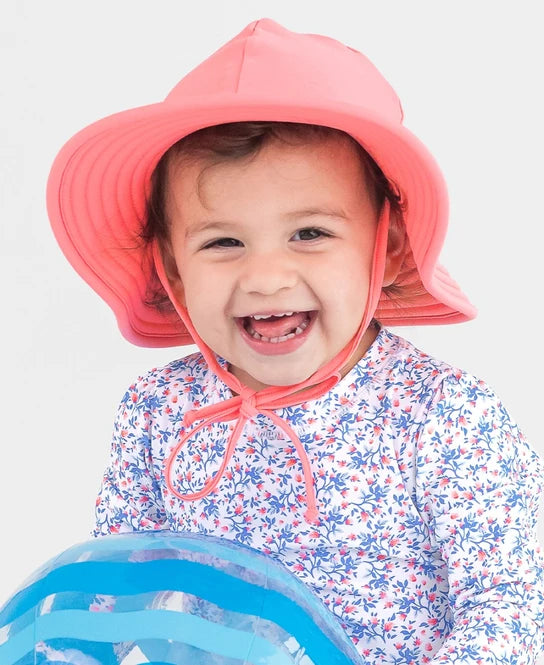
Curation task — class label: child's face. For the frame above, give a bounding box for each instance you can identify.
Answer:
[163,136,385,392]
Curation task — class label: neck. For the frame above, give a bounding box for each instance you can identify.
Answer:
[227,321,380,397]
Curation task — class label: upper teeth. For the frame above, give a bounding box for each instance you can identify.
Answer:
[252,311,295,320]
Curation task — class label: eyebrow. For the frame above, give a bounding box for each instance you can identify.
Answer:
[185,207,349,240]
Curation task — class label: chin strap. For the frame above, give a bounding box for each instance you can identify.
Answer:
[153,201,390,524]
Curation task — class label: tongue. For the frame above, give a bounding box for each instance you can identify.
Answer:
[249,312,309,338]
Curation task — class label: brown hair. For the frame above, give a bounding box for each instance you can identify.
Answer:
[140,121,419,316]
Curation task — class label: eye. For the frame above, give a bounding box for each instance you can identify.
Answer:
[292,227,332,241]
[202,237,242,250]
[201,227,332,249]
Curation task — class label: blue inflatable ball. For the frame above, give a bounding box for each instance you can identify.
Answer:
[0,532,362,665]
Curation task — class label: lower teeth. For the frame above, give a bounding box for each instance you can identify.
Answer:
[247,316,311,343]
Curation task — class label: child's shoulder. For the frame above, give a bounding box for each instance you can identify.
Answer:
[121,349,218,403]
[375,327,464,387]
[383,328,526,431]
[380,328,504,408]
[389,331,543,486]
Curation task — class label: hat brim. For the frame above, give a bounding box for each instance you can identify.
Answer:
[47,94,476,347]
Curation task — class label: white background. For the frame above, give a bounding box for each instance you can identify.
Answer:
[2,0,543,654]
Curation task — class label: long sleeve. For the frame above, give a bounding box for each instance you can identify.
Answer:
[93,376,168,536]
[415,371,544,664]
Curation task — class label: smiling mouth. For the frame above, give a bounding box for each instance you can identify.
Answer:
[241,311,315,343]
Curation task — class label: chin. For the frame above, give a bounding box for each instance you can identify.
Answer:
[253,367,319,389]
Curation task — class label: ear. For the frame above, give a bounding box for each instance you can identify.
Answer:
[159,241,187,307]
[382,211,408,287]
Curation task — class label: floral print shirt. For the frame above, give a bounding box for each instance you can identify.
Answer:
[93,327,544,664]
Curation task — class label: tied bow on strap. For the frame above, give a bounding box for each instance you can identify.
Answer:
[164,377,342,524]
[154,201,390,524]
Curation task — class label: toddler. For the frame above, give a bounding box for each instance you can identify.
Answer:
[47,18,544,665]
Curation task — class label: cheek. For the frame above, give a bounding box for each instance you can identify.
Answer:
[319,250,372,315]
[325,245,373,286]
[181,265,227,317]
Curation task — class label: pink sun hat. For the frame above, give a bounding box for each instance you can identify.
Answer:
[46,17,476,348]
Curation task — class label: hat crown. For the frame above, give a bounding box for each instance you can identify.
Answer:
[166,18,403,125]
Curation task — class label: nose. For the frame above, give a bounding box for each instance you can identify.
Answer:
[238,249,298,295]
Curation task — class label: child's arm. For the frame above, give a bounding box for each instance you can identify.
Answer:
[93,374,168,536]
[416,371,544,664]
